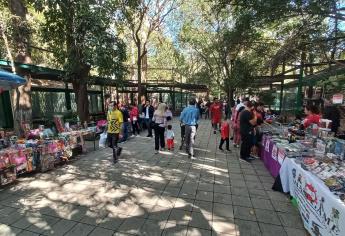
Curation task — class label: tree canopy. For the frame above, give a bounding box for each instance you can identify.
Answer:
[1,0,345,121]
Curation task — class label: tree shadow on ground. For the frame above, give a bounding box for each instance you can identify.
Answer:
[0,120,290,235]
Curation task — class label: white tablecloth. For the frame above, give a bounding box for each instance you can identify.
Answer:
[280,158,345,236]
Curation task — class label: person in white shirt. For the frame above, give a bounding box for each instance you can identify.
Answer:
[166,125,175,151]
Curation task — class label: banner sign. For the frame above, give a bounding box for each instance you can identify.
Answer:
[333,94,343,104]
[281,159,345,236]
[272,145,278,161]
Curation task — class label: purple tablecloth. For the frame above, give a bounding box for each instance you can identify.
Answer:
[260,135,282,178]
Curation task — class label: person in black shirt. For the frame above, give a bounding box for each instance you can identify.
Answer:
[323,99,340,134]
[239,101,257,163]
[142,101,155,137]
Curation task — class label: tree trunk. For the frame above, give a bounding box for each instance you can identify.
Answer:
[228,88,234,107]
[72,67,90,123]
[73,82,89,123]
[8,0,32,136]
[137,42,142,103]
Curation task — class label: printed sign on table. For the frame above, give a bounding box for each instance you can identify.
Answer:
[265,138,270,152]
[271,145,278,161]
[288,162,345,236]
[277,148,285,165]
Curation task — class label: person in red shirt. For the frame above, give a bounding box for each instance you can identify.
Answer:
[219,119,231,151]
[210,98,223,134]
[129,104,140,136]
[303,105,321,128]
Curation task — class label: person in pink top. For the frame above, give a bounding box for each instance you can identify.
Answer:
[130,103,140,136]
[232,103,245,148]
[303,105,321,128]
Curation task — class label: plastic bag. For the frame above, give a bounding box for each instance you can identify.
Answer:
[99,132,107,148]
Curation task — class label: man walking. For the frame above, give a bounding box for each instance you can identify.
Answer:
[180,98,199,159]
[107,101,123,163]
[143,100,154,137]
[239,101,257,163]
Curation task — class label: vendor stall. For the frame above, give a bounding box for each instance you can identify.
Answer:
[0,117,102,186]
[280,158,345,236]
[261,119,345,236]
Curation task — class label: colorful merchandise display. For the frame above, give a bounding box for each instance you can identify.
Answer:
[262,122,345,236]
[0,128,90,186]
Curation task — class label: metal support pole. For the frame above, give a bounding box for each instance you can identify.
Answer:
[65,83,71,110]
[296,51,306,115]
[279,81,284,113]
[172,86,176,112]
[279,62,285,113]
[101,86,104,113]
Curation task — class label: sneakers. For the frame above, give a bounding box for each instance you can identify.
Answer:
[226,149,231,152]
[155,150,159,154]
[213,130,216,134]
[219,147,224,151]
[239,157,251,163]
[247,156,256,161]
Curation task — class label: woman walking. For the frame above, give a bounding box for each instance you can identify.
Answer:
[153,103,167,154]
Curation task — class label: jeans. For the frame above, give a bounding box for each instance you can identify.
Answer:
[145,118,153,136]
[154,125,165,150]
[185,125,197,156]
[119,122,129,142]
[240,132,253,160]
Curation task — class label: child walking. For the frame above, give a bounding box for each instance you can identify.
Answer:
[219,119,231,151]
[166,125,175,151]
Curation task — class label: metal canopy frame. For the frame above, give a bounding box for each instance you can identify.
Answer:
[0,60,208,93]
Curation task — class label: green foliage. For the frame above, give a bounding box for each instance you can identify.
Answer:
[33,0,128,79]
[258,90,276,106]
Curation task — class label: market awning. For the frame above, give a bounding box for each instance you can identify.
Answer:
[0,70,27,90]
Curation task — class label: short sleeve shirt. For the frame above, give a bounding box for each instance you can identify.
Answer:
[107,110,123,134]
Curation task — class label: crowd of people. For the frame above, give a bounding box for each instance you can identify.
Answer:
[105,96,268,164]
[105,95,341,165]
[105,100,175,163]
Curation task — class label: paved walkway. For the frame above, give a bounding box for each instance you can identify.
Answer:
[0,119,307,236]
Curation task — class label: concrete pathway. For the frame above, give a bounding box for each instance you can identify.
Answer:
[0,119,308,236]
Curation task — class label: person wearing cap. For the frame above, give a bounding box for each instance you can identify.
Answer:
[107,101,123,163]
[180,98,199,159]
